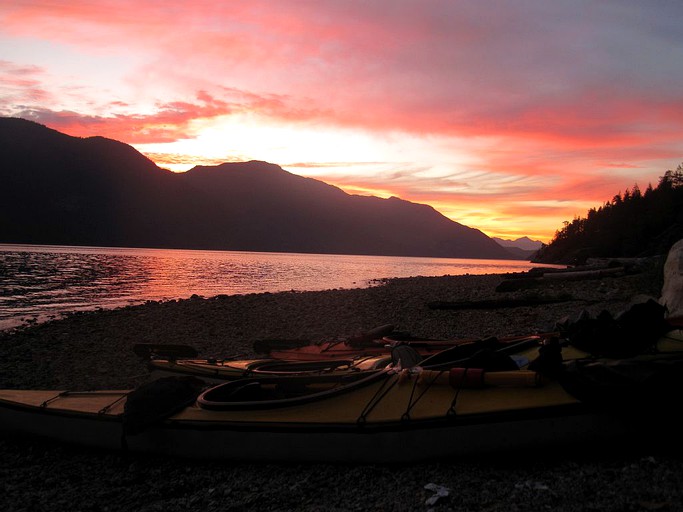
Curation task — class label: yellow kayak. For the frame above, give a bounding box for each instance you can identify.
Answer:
[1,329,681,462]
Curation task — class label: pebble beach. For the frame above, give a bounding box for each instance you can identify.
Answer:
[1,266,682,511]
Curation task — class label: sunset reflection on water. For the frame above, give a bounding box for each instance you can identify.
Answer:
[0,244,562,330]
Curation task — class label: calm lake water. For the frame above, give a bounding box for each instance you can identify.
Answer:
[0,244,560,331]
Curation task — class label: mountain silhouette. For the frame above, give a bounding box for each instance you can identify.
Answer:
[493,236,543,251]
[493,236,543,259]
[0,117,515,259]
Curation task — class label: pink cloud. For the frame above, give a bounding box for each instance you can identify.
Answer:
[2,1,683,241]
[4,2,683,149]
[8,88,330,144]
[0,60,51,107]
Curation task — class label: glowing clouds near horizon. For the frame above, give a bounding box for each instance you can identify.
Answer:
[2,1,683,241]
[137,122,594,242]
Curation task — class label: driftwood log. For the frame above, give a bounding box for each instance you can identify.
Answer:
[496,266,626,292]
[428,294,577,310]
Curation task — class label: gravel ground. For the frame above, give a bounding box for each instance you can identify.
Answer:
[1,264,682,512]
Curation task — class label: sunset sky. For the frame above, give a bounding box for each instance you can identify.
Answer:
[2,1,682,243]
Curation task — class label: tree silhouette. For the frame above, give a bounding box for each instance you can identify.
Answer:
[534,165,683,264]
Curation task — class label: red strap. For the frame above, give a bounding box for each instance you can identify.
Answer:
[449,368,485,388]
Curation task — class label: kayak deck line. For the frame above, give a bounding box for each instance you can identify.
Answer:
[37,390,131,414]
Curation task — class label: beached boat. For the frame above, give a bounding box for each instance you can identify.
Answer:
[1,329,681,462]
[263,335,485,360]
[263,332,550,362]
[140,334,544,382]
[250,323,530,361]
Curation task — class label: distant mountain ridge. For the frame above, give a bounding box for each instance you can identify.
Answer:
[0,117,516,259]
[492,236,543,251]
[492,236,543,260]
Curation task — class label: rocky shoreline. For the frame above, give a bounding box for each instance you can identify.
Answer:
[1,265,682,511]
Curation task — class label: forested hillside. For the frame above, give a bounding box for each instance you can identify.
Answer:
[533,166,683,264]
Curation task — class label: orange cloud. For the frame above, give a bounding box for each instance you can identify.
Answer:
[2,1,682,242]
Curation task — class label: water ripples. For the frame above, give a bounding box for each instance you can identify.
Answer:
[0,244,560,331]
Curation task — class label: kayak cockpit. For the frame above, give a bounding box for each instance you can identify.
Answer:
[197,369,389,410]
